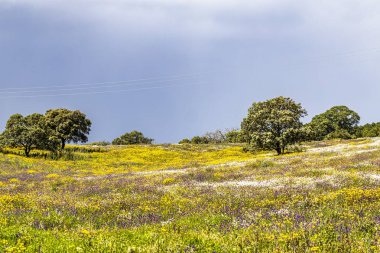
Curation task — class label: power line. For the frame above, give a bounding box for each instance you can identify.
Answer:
[0,80,208,99]
[0,75,203,94]
[1,46,379,98]
[0,71,213,92]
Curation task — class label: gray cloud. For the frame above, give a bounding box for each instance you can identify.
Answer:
[0,0,379,142]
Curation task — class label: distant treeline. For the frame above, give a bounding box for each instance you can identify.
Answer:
[179,97,380,154]
[1,97,379,157]
[182,111,380,145]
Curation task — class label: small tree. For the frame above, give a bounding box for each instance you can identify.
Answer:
[356,122,380,138]
[204,130,226,144]
[191,136,209,144]
[88,141,111,146]
[45,109,92,149]
[225,129,243,143]
[308,106,360,140]
[2,113,53,156]
[241,96,307,155]
[178,138,191,144]
[112,131,153,145]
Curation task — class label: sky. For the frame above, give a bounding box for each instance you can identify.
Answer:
[0,0,379,143]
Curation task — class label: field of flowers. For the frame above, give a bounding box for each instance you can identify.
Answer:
[1,138,380,252]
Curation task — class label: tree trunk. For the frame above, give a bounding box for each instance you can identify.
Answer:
[24,146,30,157]
[61,139,66,150]
[275,145,282,155]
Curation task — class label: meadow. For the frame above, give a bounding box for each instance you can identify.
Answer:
[1,138,380,252]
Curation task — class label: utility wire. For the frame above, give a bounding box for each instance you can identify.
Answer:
[0,75,202,94]
[0,71,213,92]
[0,80,208,99]
[1,46,379,98]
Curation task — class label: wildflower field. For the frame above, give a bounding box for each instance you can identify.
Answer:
[1,138,380,252]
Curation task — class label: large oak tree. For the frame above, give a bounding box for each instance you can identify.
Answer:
[2,113,51,156]
[307,106,360,140]
[241,96,307,155]
[45,109,92,149]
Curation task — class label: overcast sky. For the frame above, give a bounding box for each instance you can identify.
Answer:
[0,0,379,143]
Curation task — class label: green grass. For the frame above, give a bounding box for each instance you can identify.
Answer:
[1,138,380,252]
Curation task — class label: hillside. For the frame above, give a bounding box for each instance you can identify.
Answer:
[1,138,380,252]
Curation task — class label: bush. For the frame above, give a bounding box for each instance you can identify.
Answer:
[89,141,111,146]
[225,130,244,143]
[356,123,380,137]
[112,131,153,145]
[325,129,355,140]
[191,136,209,144]
[204,130,226,144]
[179,138,191,144]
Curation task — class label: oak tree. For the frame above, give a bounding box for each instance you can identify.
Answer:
[45,109,92,149]
[112,131,153,145]
[241,96,307,155]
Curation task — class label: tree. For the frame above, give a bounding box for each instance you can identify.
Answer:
[356,122,380,137]
[225,129,244,143]
[88,141,111,146]
[45,109,92,149]
[241,96,307,155]
[308,106,360,140]
[204,130,226,144]
[178,138,191,144]
[191,136,209,144]
[112,131,153,145]
[2,113,52,156]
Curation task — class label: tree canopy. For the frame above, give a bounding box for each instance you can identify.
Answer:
[45,109,92,149]
[1,113,53,156]
[112,131,153,145]
[190,136,209,144]
[241,96,307,155]
[0,100,372,158]
[308,106,360,140]
[356,122,380,138]
[225,129,244,143]
[178,138,191,144]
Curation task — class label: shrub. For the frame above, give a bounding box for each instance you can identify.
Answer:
[225,130,244,143]
[325,129,355,140]
[89,141,111,146]
[112,131,153,145]
[179,138,191,144]
[191,136,209,144]
[356,123,380,137]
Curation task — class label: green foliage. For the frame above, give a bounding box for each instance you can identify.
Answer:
[308,106,360,140]
[178,138,191,144]
[191,136,209,144]
[1,113,58,156]
[241,96,307,155]
[112,131,153,145]
[325,128,355,140]
[45,108,92,149]
[0,109,92,157]
[225,129,244,143]
[356,122,380,137]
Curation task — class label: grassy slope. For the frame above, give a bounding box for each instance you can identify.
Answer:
[1,139,380,252]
